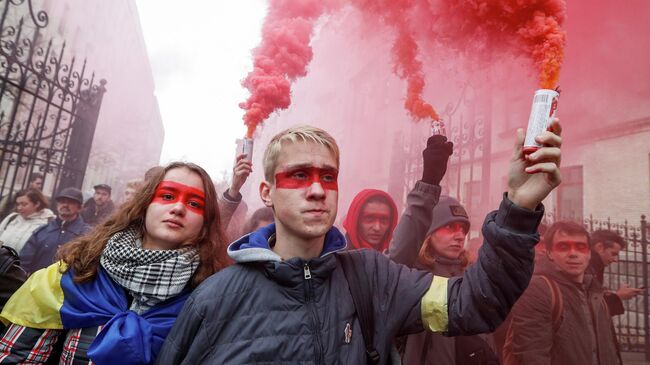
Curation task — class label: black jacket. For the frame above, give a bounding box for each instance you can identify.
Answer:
[156,196,543,364]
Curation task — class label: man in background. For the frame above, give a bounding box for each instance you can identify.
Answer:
[81,184,115,226]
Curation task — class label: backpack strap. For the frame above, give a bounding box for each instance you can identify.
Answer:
[337,251,380,365]
[0,212,19,232]
[539,275,564,332]
[0,245,20,274]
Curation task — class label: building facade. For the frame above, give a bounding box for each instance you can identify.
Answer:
[0,0,163,203]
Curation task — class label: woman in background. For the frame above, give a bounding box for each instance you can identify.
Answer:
[0,189,54,253]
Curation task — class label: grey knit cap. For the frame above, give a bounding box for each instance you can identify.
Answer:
[426,196,470,236]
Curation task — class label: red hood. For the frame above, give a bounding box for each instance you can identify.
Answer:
[343,189,398,251]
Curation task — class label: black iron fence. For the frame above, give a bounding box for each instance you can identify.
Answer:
[545,213,649,360]
[0,0,106,206]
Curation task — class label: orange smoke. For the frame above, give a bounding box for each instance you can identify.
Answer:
[522,12,566,89]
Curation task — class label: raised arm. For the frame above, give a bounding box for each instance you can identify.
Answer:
[219,153,252,229]
[387,135,451,266]
[421,120,562,335]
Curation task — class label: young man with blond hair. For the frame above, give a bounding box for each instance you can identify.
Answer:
[157,123,563,364]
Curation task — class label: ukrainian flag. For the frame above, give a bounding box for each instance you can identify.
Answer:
[1,263,65,329]
[1,262,189,365]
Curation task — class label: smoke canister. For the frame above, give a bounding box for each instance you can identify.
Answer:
[431,119,447,137]
[241,138,254,162]
[523,89,559,155]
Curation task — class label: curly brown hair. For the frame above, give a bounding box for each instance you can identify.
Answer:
[57,162,230,287]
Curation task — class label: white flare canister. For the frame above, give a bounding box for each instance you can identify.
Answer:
[523,89,559,155]
[241,138,254,162]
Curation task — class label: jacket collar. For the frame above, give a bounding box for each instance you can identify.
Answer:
[228,223,347,264]
[27,208,55,220]
[535,255,597,291]
[52,215,86,233]
[424,256,465,277]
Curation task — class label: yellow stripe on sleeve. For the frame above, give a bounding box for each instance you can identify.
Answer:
[421,275,449,333]
[0,262,65,329]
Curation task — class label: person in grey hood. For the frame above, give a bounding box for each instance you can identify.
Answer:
[156,122,563,364]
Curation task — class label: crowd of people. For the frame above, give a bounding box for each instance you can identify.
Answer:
[0,122,644,364]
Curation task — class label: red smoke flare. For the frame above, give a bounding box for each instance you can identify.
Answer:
[240,1,337,138]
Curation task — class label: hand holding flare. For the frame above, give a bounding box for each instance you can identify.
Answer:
[507,119,562,210]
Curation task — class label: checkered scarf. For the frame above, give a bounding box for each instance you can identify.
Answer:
[100,226,199,314]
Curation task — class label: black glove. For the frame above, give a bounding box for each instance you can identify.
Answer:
[421,135,454,185]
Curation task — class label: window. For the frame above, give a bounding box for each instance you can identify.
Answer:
[557,165,583,221]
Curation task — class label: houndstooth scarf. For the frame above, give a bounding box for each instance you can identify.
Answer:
[100,226,199,314]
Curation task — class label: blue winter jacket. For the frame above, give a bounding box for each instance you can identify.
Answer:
[156,195,543,364]
[19,216,91,274]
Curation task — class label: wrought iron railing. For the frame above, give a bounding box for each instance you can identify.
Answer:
[0,0,106,210]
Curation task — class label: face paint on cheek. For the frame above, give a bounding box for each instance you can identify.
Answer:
[152,181,206,216]
[275,167,338,191]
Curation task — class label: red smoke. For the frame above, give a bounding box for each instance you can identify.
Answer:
[423,0,567,89]
[240,1,338,138]
[394,28,440,121]
[242,0,566,136]
[354,0,440,121]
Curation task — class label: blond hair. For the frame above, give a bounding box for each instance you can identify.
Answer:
[263,125,340,183]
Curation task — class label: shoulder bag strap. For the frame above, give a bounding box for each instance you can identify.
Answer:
[338,251,380,365]
[539,275,564,332]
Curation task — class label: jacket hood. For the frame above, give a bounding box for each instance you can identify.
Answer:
[342,189,398,251]
[28,208,55,221]
[227,223,347,263]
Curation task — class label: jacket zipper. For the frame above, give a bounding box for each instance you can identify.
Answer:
[304,263,324,364]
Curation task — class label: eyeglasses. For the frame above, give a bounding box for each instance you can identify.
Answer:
[552,240,590,254]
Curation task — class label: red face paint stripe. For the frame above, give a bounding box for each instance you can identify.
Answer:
[275,167,338,191]
[152,181,206,216]
[552,241,590,254]
[361,214,391,224]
